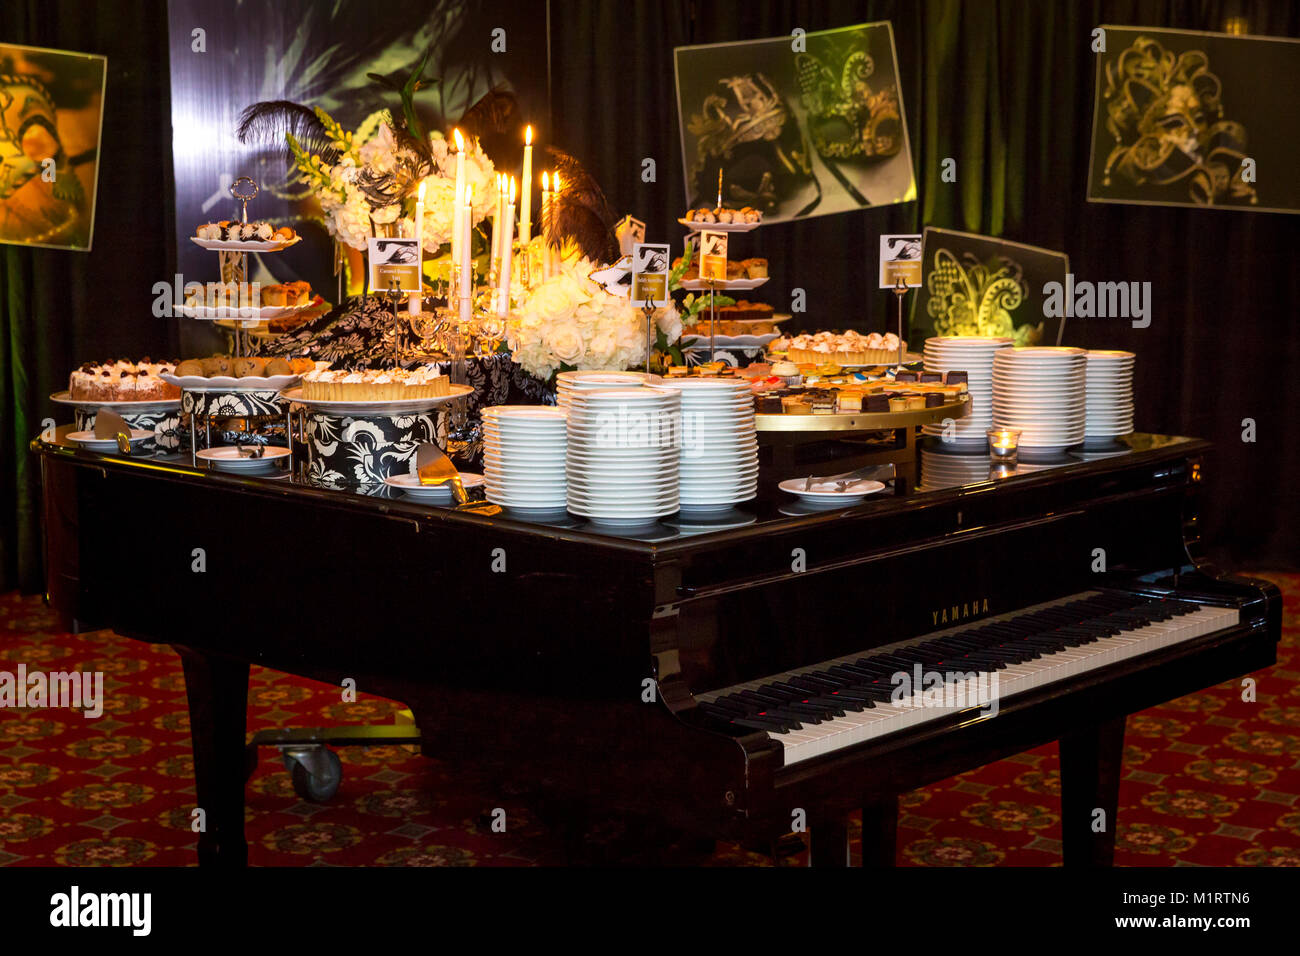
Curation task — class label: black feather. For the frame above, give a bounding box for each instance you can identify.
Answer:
[237,100,338,165]
[544,146,617,262]
[458,86,518,139]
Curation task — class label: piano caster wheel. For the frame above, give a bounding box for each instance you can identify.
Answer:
[282,745,342,803]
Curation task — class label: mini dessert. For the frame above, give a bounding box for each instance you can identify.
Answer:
[173,355,313,380]
[771,360,800,385]
[754,395,785,414]
[838,393,863,413]
[866,394,890,412]
[260,281,313,307]
[888,396,908,412]
[919,372,943,383]
[715,300,775,321]
[231,357,267,378]
[925,392,944,407]
[300,365,450,401]
[667,365,690,377]
[742,258,768,278]
[200,356,232,376]
[264,358,293,376]
[781,396,812,415]
[905,394,925,410]
[174,359,204,377]
[69,359,181,402]
[895,370,920,383]
[685,206,762,224]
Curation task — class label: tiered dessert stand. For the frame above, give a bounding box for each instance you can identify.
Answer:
[678,214,766,363]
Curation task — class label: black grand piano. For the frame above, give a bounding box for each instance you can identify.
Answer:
[35,430,1281,866]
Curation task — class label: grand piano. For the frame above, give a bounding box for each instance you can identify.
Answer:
[35,429,1281,866]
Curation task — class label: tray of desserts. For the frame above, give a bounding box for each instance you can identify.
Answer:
[161,356,316,392]
[191,220,301,252]
[282,366,472,415]
[682,331,783,349]
[672,256,767,286]
[755,393,970,431]
[678,206,763,231]
[180,281,321,322]
[678,277,769,292]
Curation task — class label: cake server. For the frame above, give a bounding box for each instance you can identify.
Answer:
[94,409,132,456]
[416,444,467,504]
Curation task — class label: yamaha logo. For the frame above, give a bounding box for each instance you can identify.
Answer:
[932,598,990,626]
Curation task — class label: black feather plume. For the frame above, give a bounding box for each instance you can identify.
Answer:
[458,86,518,139]
[544,146,617,263]
[237,100,338,165]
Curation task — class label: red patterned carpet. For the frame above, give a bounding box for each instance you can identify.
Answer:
[2,574,1298,867]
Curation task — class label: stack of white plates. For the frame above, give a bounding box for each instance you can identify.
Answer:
[482,406,567,512]
[565,387,681,525]
[556,370,661,407]
[674,378,758,513]
[919,444,994,491]
[991,347,1087,455]
[1084,350,1135,444]
[921,336,1012,451]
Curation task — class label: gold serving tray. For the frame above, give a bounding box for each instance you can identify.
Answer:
[755,395,970,432]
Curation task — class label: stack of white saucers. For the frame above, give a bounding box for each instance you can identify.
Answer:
[673,378,758,513]
[1084,350,1135,445]
[991,347,1087,455]
[482,406,567,512]
[565,386,681,526]
[556,370,661,407]
[919,444,995,491]
[921,336,1012,451]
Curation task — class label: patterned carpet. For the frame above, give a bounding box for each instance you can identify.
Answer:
[1,574,1298,867]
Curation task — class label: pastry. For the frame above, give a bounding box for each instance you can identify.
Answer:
[200,356,232,376]
[865,393,890,412]
[264,358,293,376]
[231,358,266,378]
[173,359,204,377]
[300,365,450,401]
[743,258,768,278]
[925,392,945,407]
[781,396,812,415]
[895,370,919,383]
[754,395,784,414]
[888,396,908,412]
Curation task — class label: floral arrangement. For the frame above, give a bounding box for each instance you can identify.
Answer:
[510,256,681,381]
[282,108,496,254]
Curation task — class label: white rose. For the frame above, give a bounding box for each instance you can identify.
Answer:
[656,306,683,343]
[547,324,585,365]
[370,204,400,225]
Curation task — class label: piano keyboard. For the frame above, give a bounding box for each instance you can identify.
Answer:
[697,591,1239,766]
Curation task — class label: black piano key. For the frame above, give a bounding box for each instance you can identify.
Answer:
[732,716,794,733]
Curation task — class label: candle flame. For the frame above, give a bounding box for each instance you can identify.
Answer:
[525,125,533,145]
[464,184,472,205]
[541,171,549,190]
[553,173,562,193]
[453,128,464,151]
[417,179,427,202]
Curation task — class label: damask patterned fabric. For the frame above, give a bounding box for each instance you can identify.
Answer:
[0,574,1296,866]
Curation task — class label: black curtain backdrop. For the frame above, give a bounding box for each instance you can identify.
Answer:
[1,0,175,592]
[2,0,1296,593]
[551,0,1299,572]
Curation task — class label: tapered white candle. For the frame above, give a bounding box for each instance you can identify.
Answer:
[519,126,533,246]
[450,128,466,287]
[488,174,502,297]
[409,177,426,315]
[498,177,516,317]
[540,171,551,279]
[459,184,473,325]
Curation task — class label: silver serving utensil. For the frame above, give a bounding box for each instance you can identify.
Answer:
[236,443,265,458]
[802,463,896,488]
[415,443,467,504]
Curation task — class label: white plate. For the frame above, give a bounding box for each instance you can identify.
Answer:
[677,218,761,232]
[778,478,887,503]
[280,384,473,414]
[383,472,485,498]
[190,236,302,252]
[162,372,303,392]
[196,445,292,472]
[50,391,181,413]
[682,332,781,349]
[67,429,153,451]
[177,301,315,321]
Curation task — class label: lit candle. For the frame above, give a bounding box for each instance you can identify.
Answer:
[489,173,503,300]
[519,125,533,246]
[498,177,516,317]
[986,428,1021,464]
[459,184,473,325]
[540,171,551,279]
[450,128,466,287]
[409,178,427,315]
[550,172,562,274]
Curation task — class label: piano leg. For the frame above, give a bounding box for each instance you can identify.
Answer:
[860,794,899,867]
[1059,715,1126,867]
[176,646,250,868]
[808,812,851,867]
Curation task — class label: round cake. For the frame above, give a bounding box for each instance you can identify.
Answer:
[776,331,902,366]
[69,359,181,402]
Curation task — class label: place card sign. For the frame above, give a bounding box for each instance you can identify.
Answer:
[879,234,923,289]
[367,237,422,293]
[630,242,670,307]
[699,230,728,282]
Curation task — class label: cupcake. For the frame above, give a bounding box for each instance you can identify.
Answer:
[771,360,801,385]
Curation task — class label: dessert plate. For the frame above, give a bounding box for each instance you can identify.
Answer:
[162,371,304,392]
[50,391,181,413]
[196,446,292,472]
[178,300,316,321]
[779,478,886,504]
[67,429,153,451]
[280,384,473,415]
[677,218,760,233]
[190,236,302,252]
[384,472,485,499]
